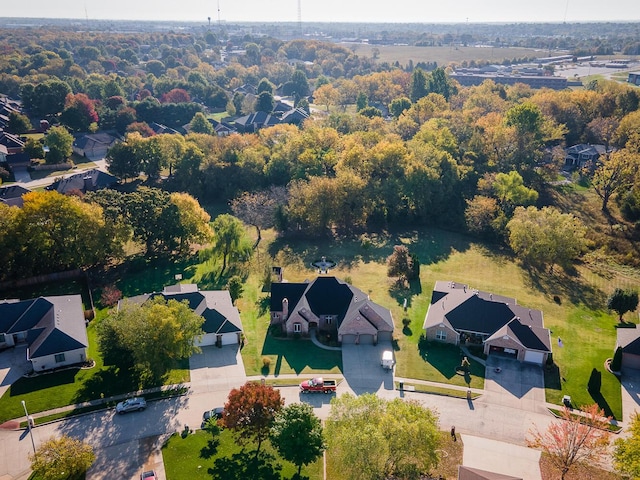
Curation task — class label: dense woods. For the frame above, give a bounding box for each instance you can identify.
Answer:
[1,24,640,283]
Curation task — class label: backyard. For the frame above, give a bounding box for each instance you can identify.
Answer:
[1,219,636,421]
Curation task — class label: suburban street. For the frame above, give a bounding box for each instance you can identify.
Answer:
[0,344,586,480]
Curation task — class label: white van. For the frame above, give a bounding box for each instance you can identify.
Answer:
[381,350,395,370]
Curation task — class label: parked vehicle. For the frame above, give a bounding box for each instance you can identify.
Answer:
[299,377,336,394]
[116,397,147,414]
[202,407,225,428]
[140,471,157,480]
[381,350,395,370]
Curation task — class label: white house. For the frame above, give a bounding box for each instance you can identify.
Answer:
[121,284,243,347]
[0,295,89,371]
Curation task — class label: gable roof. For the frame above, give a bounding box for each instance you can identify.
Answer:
[617,325,640,355]
[121,284,243,336]
[0,295,88,359]
[0,184,30,207]
[271,276,394,335]
[0,132,25,149]
[424,281,550,352]
[46,168,118,194]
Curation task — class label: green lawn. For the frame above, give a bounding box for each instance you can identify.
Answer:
[162,429,323,480]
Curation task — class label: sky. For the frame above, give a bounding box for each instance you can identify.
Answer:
[2,0,640,24]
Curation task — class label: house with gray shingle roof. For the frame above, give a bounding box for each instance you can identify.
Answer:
[119,284,243,347]
[0,184,31,207]
[0,295,89,371]
[45,168,118,195]
[423,281,551,364]
[616,325,640,371]
[270,276,394,345]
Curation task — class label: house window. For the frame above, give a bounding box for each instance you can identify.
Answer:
[435,330,447,341]
[326,316,333,325]
[293,323,301,333]
[54,353,65,363]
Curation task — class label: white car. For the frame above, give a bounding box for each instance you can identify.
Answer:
[116,397,147,414]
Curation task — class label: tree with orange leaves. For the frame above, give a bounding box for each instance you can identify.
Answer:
[223,382,284,457]
[527,404,610,480]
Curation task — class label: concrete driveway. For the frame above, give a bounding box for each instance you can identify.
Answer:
[461,434,541,480]
[0,346,31,400]
[621,368,640,425]
[341,343,395,395]
[188,344,246,395]
[484,356,546,412]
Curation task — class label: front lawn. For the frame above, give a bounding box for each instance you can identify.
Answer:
[162,429,322,480]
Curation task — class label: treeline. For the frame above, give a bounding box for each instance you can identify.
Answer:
[0,188,212,281]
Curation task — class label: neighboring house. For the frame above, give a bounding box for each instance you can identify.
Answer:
[280,108,310,126]
[629,72,640,86]
[0,295,89,371]
[207,118,237,136]
[233,111,280,133]
[72,132,119,160]
[46,168,118,195]
[270,276,394,345]
[0,184,31,207]
[120,283,244,347]
[458,466,522,480]
[149,122,182,135]
[616,325,640,370]
[0,144,7,162]
[564,144,607,169]
[233,84,257,96]
[0,132,25,154]
[423,281,551,365]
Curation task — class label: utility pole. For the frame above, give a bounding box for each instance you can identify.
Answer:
[21,400,36,457]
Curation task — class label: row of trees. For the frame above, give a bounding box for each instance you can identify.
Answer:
[0,188,213,281]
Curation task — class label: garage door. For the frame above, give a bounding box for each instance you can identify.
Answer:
[220,333,238,346]
[524,350,544,365]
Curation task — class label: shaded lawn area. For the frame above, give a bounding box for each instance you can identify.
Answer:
[0,324,190,423]
[162,429,322,480]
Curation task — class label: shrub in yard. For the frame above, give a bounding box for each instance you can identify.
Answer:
[100,285,122,307]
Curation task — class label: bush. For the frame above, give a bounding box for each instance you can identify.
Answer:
[262,357,271,368]
[611,347,623,372]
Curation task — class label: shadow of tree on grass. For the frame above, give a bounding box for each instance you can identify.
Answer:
[209,450,282,480]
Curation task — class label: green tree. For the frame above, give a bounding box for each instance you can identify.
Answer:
[607,288,639,322]
[99,296,204,383]
[189,112,214,134]
[23,137,45,160]
[13,191,124,277]
[410,68,428,102]
[389,97,412,119]
[493,170,538,213]
[507,206,588,272]
[30,435,95,480]
[227,275,244,304]
[223,382,284,457]
[356,92,368,111]
[7,111,32,134]
[528,404,610,480]
[290,69,310,97]
[387,245,419,284]
[170,192,213,253]
[44,126,73,164]
[106,140,141,181]
[256,91,275,112]
[257,78,275,95]
[614,412,640,478]
[427,67,456,100]
[592,149,638,212]
[326,393,440,480]
[270,403,325,477]
[206,214,252,273]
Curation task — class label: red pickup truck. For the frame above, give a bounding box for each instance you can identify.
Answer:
[299,377,337,394]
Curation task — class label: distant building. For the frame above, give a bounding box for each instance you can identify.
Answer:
[450,72,568,90]
[45,168,118,195]
[628,72,640,86]
[565,144,607,169]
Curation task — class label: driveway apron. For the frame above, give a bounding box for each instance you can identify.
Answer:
[188,344,246,395]
[341,343,395,395]
[483,356,546,413]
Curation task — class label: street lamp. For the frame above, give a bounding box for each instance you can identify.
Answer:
[21,400,36,456]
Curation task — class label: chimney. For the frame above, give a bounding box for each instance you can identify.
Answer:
[282,298,289,321]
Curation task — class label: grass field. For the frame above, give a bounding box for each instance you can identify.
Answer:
[162,429,322,480]
[352,44,546,68]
